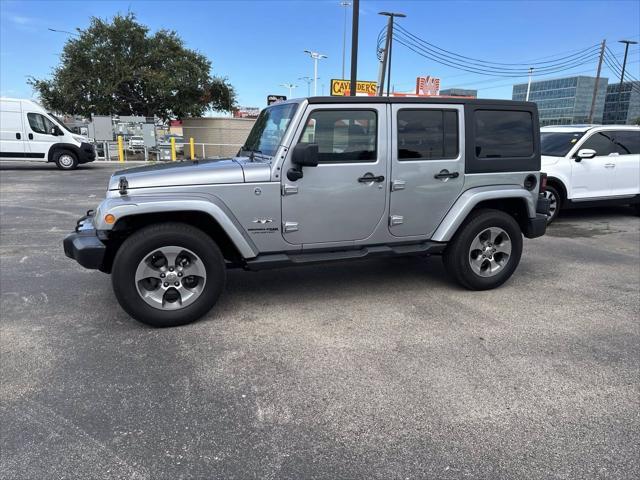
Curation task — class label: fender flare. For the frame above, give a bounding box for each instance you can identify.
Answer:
[47,143,81,162]
[431,185,536,242]
[95,193,259,259]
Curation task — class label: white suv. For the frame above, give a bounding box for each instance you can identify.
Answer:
[540,125,640,222]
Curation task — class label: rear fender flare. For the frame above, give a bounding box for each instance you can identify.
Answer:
[431,186,536,242]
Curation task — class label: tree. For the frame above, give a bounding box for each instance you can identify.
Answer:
[29,13,236,119]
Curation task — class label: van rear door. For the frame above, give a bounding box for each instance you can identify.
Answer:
[0,100,26,160]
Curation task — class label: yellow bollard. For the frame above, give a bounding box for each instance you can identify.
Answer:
[189,137,195,160]
[117,136,124,162]
[170,137,176,161]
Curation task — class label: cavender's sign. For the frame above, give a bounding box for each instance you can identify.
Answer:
[330,79,378,96]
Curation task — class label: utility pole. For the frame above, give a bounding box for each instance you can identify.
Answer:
[299,77,313,97]
[525,67,534,101]
[340,1,351,80]
[377,11,406,96]
[304,50,328,96]
[280,83,298,98]
[349,0,359,96]
[588,39,606,124]
[615,39,638,124]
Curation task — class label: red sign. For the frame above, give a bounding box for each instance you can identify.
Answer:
[415,76,441,96]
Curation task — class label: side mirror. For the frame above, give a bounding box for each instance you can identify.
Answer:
[291,143,319,167]
[287,143,319,181]
[575,148,596,162]
[50,126,62,136]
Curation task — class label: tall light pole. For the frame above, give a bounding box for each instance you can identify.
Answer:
[340,1,351,79]
[525,67,534,101]
[304,50,328,96]
[280,83,298,98]
[377,11,406,96]
[299,77,314,97]
[615,39,638,124]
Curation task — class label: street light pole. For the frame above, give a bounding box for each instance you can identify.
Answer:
[304,50,328,96]
[299,77,313,97]
[525,67,534,101]
[377,11,406,96]
[615,39,638,124]
[340,1,351,80]
[280,83,298,98]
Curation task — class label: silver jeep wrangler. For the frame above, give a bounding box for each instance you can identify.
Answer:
[64,97,549,327]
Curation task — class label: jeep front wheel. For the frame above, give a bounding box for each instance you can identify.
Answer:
[111,222,226,327]
[443,209,523,290]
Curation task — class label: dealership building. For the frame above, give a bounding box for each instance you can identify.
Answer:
[602,81,640,124]
[512,76,609,126]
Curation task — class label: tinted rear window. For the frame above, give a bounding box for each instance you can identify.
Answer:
[474,110,534,159]
[613,131,640,155]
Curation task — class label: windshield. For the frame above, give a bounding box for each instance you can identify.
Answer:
[541,131,585,157]
[47,112,74,133]
[241,103,299,157]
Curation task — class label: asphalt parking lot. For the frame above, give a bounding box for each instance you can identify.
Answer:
[1,161,639,480]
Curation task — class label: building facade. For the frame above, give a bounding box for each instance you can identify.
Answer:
[512,76,608,126]
[440,88,477,98]
[603,81,640,124]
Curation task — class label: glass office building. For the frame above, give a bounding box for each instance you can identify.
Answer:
[440,88,477,98]
[512,76,609,126]
[603,81,640,124]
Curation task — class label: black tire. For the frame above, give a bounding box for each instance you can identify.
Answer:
[111,222,226,327]
[543,185,562,224]
[53,149,79,170]
[443,209,523,291]
[634,203,640,216]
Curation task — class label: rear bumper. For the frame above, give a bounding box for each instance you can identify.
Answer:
[63,214,106,270]
[522,195,550,239]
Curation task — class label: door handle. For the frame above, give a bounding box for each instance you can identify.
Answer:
[604,163,615,168]
[434,170,459,180]
[16,133,21,140]
[28,133,33,140]
[358,173,385,183]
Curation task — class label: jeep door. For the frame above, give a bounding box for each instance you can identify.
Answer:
[281,104,388,245]
[389,104,464,237]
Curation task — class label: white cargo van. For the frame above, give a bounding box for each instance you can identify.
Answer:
[0,98,96,170]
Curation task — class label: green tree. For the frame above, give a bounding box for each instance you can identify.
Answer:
[29,13,235,119]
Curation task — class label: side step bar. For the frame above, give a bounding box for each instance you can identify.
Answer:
[243,241,446,271]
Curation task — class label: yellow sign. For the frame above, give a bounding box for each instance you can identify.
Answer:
[331,79,378,96]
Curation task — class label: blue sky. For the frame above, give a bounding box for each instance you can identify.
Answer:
[1,0,639,111]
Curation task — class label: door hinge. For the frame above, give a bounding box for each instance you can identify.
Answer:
[281,184,298,196]
[283,221,299,233]
[389,215,404,226]
[391,179,406,191]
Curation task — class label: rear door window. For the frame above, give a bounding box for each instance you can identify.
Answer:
[474,110,534,159]
[397,109,458,160]
[611,131,640,155]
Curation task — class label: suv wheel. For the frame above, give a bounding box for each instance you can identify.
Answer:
[443,209,523,290]
[543,185,561,223]
[111,223,226,327]
[54,150,78,170]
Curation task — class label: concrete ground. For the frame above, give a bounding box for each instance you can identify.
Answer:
[1,162,638,480]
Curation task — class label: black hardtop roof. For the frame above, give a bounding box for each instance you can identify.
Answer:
[306,96,535,108]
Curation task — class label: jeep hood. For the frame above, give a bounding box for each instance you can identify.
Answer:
[108,157,271,191]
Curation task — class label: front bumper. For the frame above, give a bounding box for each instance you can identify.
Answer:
[78,142,96,164]
[63,213,106,270]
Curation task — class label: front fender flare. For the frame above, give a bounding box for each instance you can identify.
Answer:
[95,193,258,259]
[431,185,536,242]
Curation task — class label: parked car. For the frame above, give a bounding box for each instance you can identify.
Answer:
[158,134,184,154]
[127,135,145,152]
[0,97,95,170]
[540,125,640,222]
[64,96,549,327]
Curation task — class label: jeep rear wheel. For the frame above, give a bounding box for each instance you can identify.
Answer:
[443,209,523,290]
[111,222,226,327]
[54,150,78,170]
